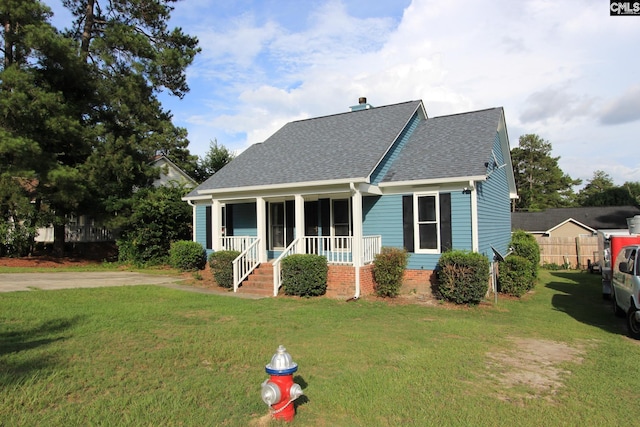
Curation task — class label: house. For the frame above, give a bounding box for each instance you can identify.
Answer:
[183,99,517,298]
[150,154,198,188]
[511,206,640,268]
[35,155,196,243]
[511,206,640,237]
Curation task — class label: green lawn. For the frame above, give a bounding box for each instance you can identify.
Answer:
[1,270,638,426]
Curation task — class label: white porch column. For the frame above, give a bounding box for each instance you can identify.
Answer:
[351,183,363,298]
[256,197,267,262]
[295,194,305,252]
[211,199,222,251]
[470,181,479,252]
[190,202,197,242]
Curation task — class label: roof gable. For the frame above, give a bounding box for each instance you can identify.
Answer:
[381,108,504,183]
[193,100,422,193]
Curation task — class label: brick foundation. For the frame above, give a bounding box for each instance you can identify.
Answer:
[325,265,436,299]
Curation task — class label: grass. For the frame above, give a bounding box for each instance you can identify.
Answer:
[1,270,639,426]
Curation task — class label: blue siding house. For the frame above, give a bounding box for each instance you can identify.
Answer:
[184,99,517,297]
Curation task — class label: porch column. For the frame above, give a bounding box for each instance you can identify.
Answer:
[256,197,267,262]
[295,194,305,252]
[351,184,363,298]
[211,199,222,251]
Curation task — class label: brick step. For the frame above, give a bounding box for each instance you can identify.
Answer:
[236,263,276,296]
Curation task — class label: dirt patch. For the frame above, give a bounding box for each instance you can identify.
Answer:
[0,256,98,268]
[485,337,589,404]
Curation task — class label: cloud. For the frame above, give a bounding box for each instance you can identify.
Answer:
[599,85,640,125]
[519,85,595,124]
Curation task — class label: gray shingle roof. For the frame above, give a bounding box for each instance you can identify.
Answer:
[191,101,422,194]
[382,108,503,183]
[187,100,506,197]
[511,206,640,232]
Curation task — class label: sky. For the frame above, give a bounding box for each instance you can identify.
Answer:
[45,0,640,187]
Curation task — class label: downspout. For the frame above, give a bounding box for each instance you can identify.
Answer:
[350,182,363,300]
[187,200,197,242]
[470,180,479,252]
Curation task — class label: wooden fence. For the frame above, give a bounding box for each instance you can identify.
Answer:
[535,236,598,269]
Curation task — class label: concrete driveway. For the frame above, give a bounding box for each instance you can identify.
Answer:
[0,271,265,298]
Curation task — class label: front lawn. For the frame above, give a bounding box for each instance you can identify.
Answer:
[0,270,637,426]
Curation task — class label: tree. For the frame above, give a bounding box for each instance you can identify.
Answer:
[511,134,581,211]
[1,0,201,255]
[192,139,236,183]
[578,172,638,207]
[622,181,640,206]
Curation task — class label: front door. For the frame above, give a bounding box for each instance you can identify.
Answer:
[269,201,294,250]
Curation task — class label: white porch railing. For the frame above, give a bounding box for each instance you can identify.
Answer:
[221,236,256,252]
[232,238,261,292]
[272,238,301,297]
[363,235,382,264]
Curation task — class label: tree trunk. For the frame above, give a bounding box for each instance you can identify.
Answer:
[80,0,95,62]
[3,19,13,68]
[53,224,66,257]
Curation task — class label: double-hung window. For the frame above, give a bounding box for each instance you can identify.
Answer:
[414,193,440,253]
[402,192,452,254]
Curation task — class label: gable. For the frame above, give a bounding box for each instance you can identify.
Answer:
[192,100,422,194]
[512,206,640,233]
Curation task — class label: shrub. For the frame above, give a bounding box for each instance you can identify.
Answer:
[116,185,193,266]
[281,254,328,297]
[169,241,207,271]
[436,250,490,305]
[498,255,534,297]
[208,250,240,288]
[510,230,540,278]
[373,247,409,297]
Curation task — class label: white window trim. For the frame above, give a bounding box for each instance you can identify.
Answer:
[413,192,440,254]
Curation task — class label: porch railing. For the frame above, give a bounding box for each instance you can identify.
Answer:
[272,238,300,297]
[363,235,382,264]
[232,238,261,292]
[221,236,256,252]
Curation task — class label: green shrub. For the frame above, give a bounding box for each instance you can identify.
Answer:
[436,250,490,305]
[208,250,240,288]
[169,241,207,271]
[498,255,534,297]
[373,247,409,298]
[510,230,540,278]
[281,254,328,297]
[116,185,193,266]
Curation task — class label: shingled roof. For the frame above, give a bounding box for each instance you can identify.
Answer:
[187,100,507,197]
[511,206,640,233]
[382,108,503,183]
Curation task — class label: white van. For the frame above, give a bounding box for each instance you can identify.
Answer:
[611,245,640,339]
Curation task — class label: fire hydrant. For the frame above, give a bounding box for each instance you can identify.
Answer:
[261,345,304,422]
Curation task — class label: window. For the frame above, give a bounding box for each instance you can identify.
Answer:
[415,193,439,253]
[402,193,452,254]
[332,199,351,250]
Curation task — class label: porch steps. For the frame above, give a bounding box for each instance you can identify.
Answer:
[237,262,276,296]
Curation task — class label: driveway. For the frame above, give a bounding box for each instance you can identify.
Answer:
[0,271,265,299]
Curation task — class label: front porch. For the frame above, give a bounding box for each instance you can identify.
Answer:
[221,235,382,296]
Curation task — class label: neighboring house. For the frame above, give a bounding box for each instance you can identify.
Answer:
[35,155,196,243]
[184,99,517,297]
[511,206,640,237]
[150,154,198,188]
[511,206,640,268]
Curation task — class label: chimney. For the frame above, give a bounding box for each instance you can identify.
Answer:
[350,97,373,112]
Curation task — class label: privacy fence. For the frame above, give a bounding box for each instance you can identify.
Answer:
[534,236,598,269]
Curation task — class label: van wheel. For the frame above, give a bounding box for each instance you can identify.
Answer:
[627,307,640,339]
[612,291,625,317]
